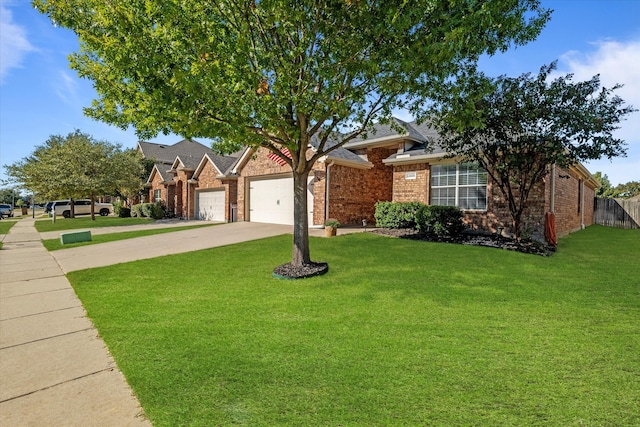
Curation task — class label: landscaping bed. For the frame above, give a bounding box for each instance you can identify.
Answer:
[371,228,556,256]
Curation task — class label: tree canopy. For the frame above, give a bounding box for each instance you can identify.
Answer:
[33,0,551,271]
[5,130,144,219]
[594,173,640,199]
[428,62,635,239]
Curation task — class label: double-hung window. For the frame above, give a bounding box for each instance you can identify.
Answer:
[153,189,162,203]
[430,163,488,210]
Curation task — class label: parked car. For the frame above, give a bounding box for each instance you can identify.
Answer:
[52,199,114,218]
[0,204,14,218]
[46,200,70,214]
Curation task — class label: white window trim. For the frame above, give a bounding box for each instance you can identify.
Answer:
[430,163,488,211]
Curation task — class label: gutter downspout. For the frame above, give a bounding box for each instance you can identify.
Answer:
[550,164,556,213]
[325,161,334,223]
[581,179,585,229]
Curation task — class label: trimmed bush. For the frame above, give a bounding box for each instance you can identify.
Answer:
[374,201,425,229]
[113,201,131,218]
[131,203,163,219]
[416,205,465,236]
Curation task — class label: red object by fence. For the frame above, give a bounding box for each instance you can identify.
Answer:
[545,211,557,246]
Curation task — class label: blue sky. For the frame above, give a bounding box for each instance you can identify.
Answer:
[1,0,639,186]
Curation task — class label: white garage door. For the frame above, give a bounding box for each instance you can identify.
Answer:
[249,177,294,225]
[249,177,314,225]
[196,190,225,221]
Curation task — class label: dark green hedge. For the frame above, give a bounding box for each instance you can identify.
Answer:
[416,205,465,236]
[131,203,164,219]
[375,201,465,236]
[374,201,425,229]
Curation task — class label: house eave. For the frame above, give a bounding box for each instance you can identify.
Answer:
[382,152,447,165]
[321,156,373,170]
[343,135,422,150]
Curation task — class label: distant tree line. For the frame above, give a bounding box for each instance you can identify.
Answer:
[594,172,640,199]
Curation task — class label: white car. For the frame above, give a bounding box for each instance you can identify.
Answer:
[53,199,113,218]
[0,204,14,218]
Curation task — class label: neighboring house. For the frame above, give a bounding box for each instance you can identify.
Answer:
[139,119,597,240]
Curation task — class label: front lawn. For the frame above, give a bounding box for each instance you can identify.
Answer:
[0,220,17,235]
[35,216,155,232]
[68,225,640,426]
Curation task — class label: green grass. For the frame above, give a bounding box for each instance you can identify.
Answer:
[68,225,640,426]
[41,224,216,251]
[35,216,155,232]
[0,219,18,249]
[0,220,17,235]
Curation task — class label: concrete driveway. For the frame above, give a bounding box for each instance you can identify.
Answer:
[50,221,294,273]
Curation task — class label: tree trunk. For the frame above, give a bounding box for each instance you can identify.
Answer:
[292,170,311,266]
[70,198,75,218]
[90,195,96,221]
[512,211,522,241]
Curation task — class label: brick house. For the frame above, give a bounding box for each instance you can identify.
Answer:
[139,119,598,239]
[139,139,240,220]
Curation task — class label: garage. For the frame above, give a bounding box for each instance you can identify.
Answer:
[248,176,314,225]
[195,189,226,221]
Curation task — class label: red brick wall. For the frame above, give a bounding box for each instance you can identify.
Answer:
[148,170,171,208]
[390,162,548,239]
[327,147,394,225]
[392,164,429,203]
[464,178,547,239]
[548,166,596,237]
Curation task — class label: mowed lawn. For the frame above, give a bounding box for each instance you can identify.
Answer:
[68,225,640,426]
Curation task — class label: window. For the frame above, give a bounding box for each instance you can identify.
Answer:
[431,163,487,210]
[154,189,162,203]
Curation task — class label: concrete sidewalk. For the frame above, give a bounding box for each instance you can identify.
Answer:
[0,218,151,426]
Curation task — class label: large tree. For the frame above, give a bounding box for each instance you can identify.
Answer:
[5,130,144,220]
[34,0,550,273]
[428,62,635,239]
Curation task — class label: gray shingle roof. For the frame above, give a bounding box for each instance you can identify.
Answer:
[346,118,427,145]
[138,139,216,164]
[140,139,241,176]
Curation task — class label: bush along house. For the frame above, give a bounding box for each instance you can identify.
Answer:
[139,118,598,241]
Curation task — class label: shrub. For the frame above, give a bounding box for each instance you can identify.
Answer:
[113,201,131,217]
[416,205,465,236]
[130,203,163,219]
[374,201,425,229]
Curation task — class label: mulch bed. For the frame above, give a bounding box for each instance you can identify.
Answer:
[273,261,329,280]
[371,228,556,256]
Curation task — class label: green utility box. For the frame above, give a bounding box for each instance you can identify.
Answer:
[60,230,92,245]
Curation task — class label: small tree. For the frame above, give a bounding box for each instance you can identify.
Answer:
[428,62,635,239]
[5,130,144,220]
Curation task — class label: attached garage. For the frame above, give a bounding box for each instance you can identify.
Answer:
[247,176,315,225]
[195,189,226,221]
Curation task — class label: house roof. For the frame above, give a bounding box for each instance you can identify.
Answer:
[137,139,217,164]
[193,153,240,178]
[140,138,242,180]
[146,163,172,185]
[344,118,427,148]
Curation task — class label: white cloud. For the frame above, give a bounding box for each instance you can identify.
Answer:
[556,39,640,185]
[54,69,80,106]
[0,4,34,84]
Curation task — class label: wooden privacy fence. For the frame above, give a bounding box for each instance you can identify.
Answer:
[594,198,639,229]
